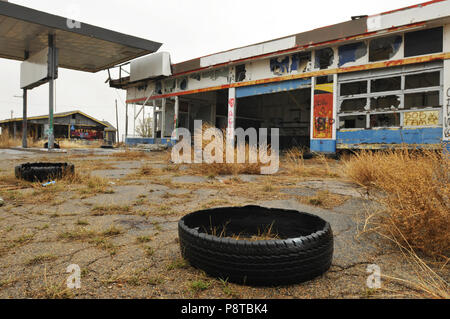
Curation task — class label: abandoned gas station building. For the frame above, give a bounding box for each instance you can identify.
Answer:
[0,111,116,142]
[112,0,450,153]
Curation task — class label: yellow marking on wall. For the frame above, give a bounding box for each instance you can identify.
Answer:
[404,111,439,127]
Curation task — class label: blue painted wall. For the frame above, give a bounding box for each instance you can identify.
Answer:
[125,137,176,146]
[310,140,337,153]
[236,78,311,98]
[337,128,442,147]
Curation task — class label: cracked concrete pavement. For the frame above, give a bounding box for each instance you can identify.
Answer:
[0,148,425,298]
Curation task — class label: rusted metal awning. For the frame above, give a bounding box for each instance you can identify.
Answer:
[0,1,162,72]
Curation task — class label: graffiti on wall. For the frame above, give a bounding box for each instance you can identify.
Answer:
[445,88,450,139]
[403,111,439,127]
[313,83,334,139]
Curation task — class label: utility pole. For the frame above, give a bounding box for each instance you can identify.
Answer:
[115,99,120,143]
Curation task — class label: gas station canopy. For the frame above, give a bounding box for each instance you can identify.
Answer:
[0,1,162,72]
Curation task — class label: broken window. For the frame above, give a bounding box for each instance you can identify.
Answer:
[202,70,214,79]
[371,77,401,93]
[369,35,402,62]
[405,71,440,90]
[235,64,246,82]
[370,113,400,127]
[404,27,443,57]
[178,78,187,90]
[370,95,400,110]
[404,91,440,109]
[270,56,290,75]
[339,115,366,129]
[340,81,367,96]
[338,42,367,67]
[155,81,162,94]
[315,47,334,69]
[340,98,367,113]
[291,52,311,73]
[189,73,201,81]
[215,68,229,79]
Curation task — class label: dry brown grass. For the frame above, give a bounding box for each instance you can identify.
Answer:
[187,123,266,176]
[0,134,43,149]
[299,190,349,209]
[111,149,150,160]
[58,139,102,149]
[343,148,449,259]
[282,147,339,178]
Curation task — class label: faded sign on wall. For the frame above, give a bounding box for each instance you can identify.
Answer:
[313,83,334,139]
[403,111,439,127]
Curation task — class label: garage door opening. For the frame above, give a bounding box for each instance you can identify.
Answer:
[234,88,311,150]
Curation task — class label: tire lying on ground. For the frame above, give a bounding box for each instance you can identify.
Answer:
[43,142,60,149]
[178,205,333,286]
[15,162,75,182]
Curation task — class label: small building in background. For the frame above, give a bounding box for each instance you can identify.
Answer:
[0,110,116,142]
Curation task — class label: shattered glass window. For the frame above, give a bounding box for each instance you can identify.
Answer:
[315,47,334,70]
[370,113,400,127]
[338,42,367,67]
[369,35,402,62]
[370,95,401,110]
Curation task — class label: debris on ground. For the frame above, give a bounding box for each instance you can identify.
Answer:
[136,144,169,152]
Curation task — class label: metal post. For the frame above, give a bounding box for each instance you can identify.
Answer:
[174,96,179,140]
[22,89,27,148]
[48,34,55,150]
[22,51,29,148]
[161,98,166,139]
[152,102,156,139]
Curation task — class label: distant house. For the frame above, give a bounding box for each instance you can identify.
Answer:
[0,110,116,142]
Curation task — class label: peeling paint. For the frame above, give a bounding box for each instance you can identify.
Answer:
[270,56,290,75]
[126,52,450,104]
[338,42,367,67]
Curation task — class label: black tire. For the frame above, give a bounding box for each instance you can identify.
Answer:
[178,206,333,286]
[15,162,75,182]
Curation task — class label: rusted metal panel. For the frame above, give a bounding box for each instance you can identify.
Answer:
[295,18,367,47]
[172,58,202,75]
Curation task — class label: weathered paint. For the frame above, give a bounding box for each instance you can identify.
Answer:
[227,88,236,143]
[310,139,337,153]
[166,22,425,79]
[338,42,367,67]
[403,110,439,126]
[235,78,311,98]
[313,83,334,139]
[200,37,297,68]
[367,0,449,32]
[126,52,450,104]
[125,137,155,145]
[337,127,442,146]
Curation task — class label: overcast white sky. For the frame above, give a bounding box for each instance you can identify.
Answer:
[0,0,417,139]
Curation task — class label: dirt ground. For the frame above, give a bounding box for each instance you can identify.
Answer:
[0,148,443,299]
